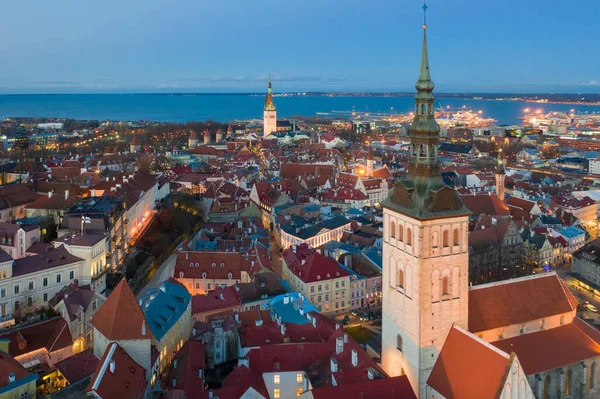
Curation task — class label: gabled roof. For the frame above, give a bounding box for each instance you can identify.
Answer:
[87,342,147,399]
[283,244,350,284]
[492,317,600,375]
[0,350,32,389]
[139,279,191,341]
[55,349,99,384]
[428,325,511,399]
[311,375,416,399]
[460,193,509,217]
[165,340,205,393]
[92,279,150,341]
[468,273,577,333]
[0,317,73,357]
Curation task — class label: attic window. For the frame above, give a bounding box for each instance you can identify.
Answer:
[202,272,207,279]
[317,275,321,280]
[220,263,225,268]
[195,263,199,267]
[212,263,216,268]
[228,272,233,279]
[189,262,194,267]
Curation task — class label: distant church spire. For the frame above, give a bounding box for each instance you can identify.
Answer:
[264,73,276,111]
[263,73,277,136]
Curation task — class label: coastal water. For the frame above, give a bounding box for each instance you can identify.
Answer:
[0,94,599,125]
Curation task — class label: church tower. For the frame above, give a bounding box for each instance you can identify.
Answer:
[495,149,506,201]
[380,4,471,398]
[367,141,374,178]
[263,74,277,137]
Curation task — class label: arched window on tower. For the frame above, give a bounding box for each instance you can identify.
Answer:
[429,144,436,159]
[453,228,460,246]
[421,104,426,114]
[398,225,404,242]
[443,230,449,247]
[543,375,551,399]
[390,222,396,239]
[406,228,412,246]
[397,334,403,352]
[442,276,449,296]
[397,269,404,289]
[565,369,572,396]
[419,144,426,157]
[590,362,597,390]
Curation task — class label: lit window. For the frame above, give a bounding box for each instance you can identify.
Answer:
[274,374,280,384]
[274,389,280,398]
[297,388,303,396]
[296,373,303,383]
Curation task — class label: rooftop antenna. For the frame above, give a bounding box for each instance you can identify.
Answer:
[423,0,428,30]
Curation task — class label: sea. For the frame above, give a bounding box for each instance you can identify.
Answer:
[0,94,599,126]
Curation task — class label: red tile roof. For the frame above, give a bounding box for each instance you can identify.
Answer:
[0,351,31,389]
[492,318,600,374]
[468,273,577,333]
[192,286,241,315]
[165,340,205,393]
[175,251,263,280]
[87,342,147,399]
[460,193,509,217]
[427,325,511,399]
[312,375,416,399]
[55,349,99,383]
[283,244,350,284]
[91,279,150,341]
[0,317,73,357]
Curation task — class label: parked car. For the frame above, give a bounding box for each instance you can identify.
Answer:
[584,302,599,313]
[343,315,350,325]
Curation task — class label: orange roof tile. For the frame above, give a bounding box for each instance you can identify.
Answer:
[91,279,150,341]
[469,273,577,333]
[427,325,510,399]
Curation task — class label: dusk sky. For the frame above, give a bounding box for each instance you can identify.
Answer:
[0,0,598,94]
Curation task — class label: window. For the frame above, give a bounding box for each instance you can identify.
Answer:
[341,281,345,287]
[453,228,460,246]
[43,277,48,287]
[318,295,322,302]
[296,388,303,397]
[273,374,280,384]
[397,334,403,352]
[406,228,412,246]
[220,263,225,268]
[20,393,28,399]
[212,263,216,268]
[442,276,449,295]
[56,274,62,283]
[341,301,345,307]
[69,271,74,280]
[274,389,280,399]
[297,373,303,383]
[311,286,314,293]
[443,230,449,247]
[390,222,396,239]
[335,282,339,289]
[195,283,200,289]
[0,288,5,298]
[397,269,404,289]
[398,225,403,242]
[27,297,32,307]
[92,300,97,311]
[43,293,48,302]
[14,301,19,311]
[325,294,329,301]
[28,281,34,290]
[565,369,572,396]
[13,285,19,295]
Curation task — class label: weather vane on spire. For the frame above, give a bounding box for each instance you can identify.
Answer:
[423,1,428,30]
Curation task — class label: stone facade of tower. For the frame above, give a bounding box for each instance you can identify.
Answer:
[381,19,471,399]
[496,151,506,201]
[263,77,277,137]
[188,131,198,149]
[367,143,374,178]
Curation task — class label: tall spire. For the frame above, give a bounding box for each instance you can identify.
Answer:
[264,73,276,111]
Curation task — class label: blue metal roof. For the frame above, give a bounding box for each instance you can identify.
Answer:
[363,249,383,270]
[557,226,585,239]
[140,280,191,341]
[265,292,318,325]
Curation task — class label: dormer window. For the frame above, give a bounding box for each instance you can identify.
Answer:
[202,272,207,279]
[220,263,225,268]
[212,263,216,268]
[228,272,233,279]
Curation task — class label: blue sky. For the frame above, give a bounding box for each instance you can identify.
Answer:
[0,0,598,93]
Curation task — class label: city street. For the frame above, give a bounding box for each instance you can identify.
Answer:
[137,253,177,299]
[557,270,600,322]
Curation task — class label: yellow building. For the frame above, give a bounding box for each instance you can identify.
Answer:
[0,338,37,399]
[282,244,351,315]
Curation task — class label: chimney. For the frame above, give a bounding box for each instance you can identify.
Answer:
[299,308,304,316]
[234,312,239,322]
[220,293,224,301]
[351,349,358,367]
[142,320,147,336]
[343,332,348,344]
[7,373,15,383]
[192,327,196,337]
[330,357,338,373]
[336,336,344,354]
[160,284,166,293]
[255,319,263,327]
[48,191,53,198]
[335,322,341,330]
[283,295,290,305]
[65,190,69,200]
[312,317,317,327]
[109,359,115,373]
